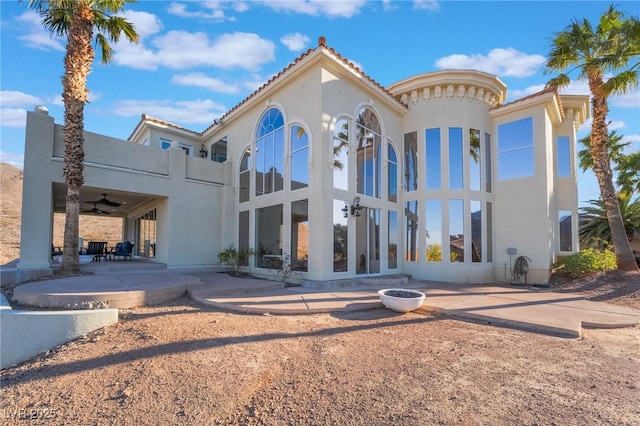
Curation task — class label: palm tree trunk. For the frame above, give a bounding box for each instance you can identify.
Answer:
[588,74,639,272]
[59,2,94,275]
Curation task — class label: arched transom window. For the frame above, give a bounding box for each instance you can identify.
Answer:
[355,107,382,198]
[255,108,284,196]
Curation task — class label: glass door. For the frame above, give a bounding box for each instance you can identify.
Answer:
[355,208,380,275]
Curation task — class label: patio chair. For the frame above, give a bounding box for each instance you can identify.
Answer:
[51,244,63,260]
[81,241,108,262]
[110,241,134,261]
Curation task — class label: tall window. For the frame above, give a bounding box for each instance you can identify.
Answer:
[559,210,573,251]
[404,131,418,192]
[333,119,349,190]
[425,200,442,262]
[239,148,251,203]
[239,211,249,251]
[388,211,398,269]
[135,209,156,258]
[486,202,493,262]
[405,201,419,261]
[291,200,309,271]
[425,128,441,190]
[471,200,482,262]
[333,199,348,272]
[497,117,534,180]
[255,204,283,268]
[485,132,492,193]
[255,108,284,196]
[388,144,398,202]
[449,127,463,189]
[356,107,382,198]
[470,129,481,191]
[557,136,571,178]
[290,125,309,190]
[449,199,464,262]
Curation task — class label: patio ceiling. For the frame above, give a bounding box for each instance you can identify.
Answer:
[52,183,156,218]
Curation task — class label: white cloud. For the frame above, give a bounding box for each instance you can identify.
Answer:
[167,2,236,21]
[16,10,64,51]
[0,151,25,169]
[611,89,640,108]
[120,10,164,38]
[243,74,270,92]
[435,48,545,78]
[172,73,241,94]
[507,84,545,101]
[557,80,590,96]
[262,0,366,18]
[1,91,43,108]
[608,120,625,131]
[0,108,28,128]
[413,0,440,11]
[281,33,310,52]
[111,99,228,125]
[116,31,276,71]
[621,134,640,155]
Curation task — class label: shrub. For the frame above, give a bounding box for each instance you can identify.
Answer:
[264,252,302,286]
[554,248,617,277]
[217,244,255,276]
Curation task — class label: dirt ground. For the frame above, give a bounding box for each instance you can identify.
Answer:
[1,271,639,425]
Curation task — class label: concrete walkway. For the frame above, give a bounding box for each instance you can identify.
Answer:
[9,270,640,338]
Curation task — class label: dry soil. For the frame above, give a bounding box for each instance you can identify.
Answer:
[1,272,639,425]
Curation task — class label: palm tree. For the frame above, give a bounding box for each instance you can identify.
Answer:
[545,5,640,271]
[577,130,639,196]
[616,152,640,196]
[579,193,640,250]
[577,130,628,171]
[24,0,138,274]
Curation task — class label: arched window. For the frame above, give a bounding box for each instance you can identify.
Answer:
[333,118,349,190]
[290,125,308,190]
[255,108,284,196]
[388,143,398,202]
[355,107,382,198]
[239,147,251,203]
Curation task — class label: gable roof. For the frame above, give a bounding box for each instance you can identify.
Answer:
[128,114,200,141]
[201,36,407,136]
[492,86,563,119]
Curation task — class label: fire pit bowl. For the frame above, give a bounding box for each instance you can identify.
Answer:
[378,288,426,313]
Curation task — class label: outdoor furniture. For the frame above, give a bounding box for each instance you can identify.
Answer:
[51,244,63,260]
[110,241,134,261]
[81,241,108,262]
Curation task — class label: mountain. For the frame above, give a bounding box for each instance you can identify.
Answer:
[0,163,121,265]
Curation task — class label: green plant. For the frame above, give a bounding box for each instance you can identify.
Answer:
[553,248,617,277]
[217,244,255,276]
[264,253,302,286]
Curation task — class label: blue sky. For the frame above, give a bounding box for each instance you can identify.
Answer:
[1,0,639,205]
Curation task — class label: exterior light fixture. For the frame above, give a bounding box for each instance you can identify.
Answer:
[199,144,208,158]
[350,197,363,217]
[342,201,349,218]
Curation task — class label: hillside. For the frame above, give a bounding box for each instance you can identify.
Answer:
[0,163,121,265]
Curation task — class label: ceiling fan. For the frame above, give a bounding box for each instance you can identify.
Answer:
[83,203,111,215]
[87,193,121,207]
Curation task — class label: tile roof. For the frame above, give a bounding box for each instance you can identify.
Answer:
[128,114,200,141]
[492,86,564,120]
[201,36,406,135]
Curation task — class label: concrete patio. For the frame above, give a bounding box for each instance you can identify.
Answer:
[7,266,640,338]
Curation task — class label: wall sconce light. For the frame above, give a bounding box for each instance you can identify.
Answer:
[342,201,349,218]
[350,196,363,217]
[199,144,208,158]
